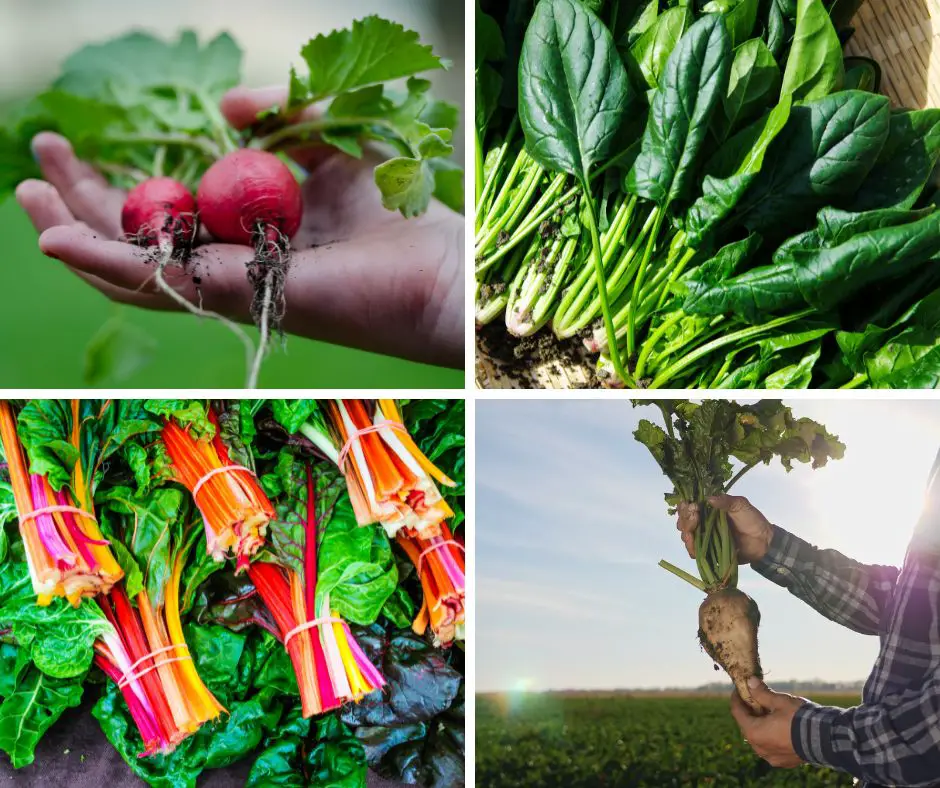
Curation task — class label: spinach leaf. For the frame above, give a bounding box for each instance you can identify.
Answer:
[685,97,791,246]
[865,332,940,389]
[519,0,630,180]
[780,0,844,102]
[704,0,759,47]
[627,14,732,206]
[843,56,881,92]
[848,109,940,212]
[519,0,634,383]
[684,208,940,321]
[0,666,83,768]
[733,90,891,235]
[626,6,691,91]
[678,234,764,310]
[763,340,823,387]
[764,0,796,61]
[718,39,780,139]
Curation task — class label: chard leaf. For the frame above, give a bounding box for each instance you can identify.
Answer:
[518,0,631,180]
[307,716,368,788]
[0,596,112,679]
[627,14,732,206]
[0,667,83,768]
[780,0,844,102]
[295,16,448,104]
[97,486,184,606]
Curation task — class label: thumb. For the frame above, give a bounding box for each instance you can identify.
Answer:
[707,494,749,513]
[746,676,777,708]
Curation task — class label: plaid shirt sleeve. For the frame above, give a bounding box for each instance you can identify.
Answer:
[790,677,940,788]
[788,545,940,787]
[751,525,900,636]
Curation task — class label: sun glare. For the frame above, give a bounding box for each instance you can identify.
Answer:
[800,403,939,566]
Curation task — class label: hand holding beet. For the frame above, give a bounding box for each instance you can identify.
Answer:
[678,496,774,564]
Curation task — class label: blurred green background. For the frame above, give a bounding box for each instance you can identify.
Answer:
[0,0,464,388]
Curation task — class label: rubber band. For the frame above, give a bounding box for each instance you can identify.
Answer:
[19,505,97,524]
[283,616,344,647]
[417,540,465,575]
[337,421,406,471]
[192,465,254,499]
[117,644,191,688]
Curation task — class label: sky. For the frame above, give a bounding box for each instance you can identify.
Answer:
[476,398,940,693]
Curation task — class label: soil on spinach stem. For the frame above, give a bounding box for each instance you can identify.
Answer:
[476,323,600,389]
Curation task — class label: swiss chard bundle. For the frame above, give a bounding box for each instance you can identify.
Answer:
[476,0,940,389]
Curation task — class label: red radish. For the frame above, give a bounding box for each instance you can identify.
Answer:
[196,149,304,388]
[196,149,302,247]
[121,176,254,377]
[121,177,197,250]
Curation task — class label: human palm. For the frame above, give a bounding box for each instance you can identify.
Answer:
[15,86,465,369]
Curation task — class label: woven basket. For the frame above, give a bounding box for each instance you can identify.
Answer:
[475,0,940,389]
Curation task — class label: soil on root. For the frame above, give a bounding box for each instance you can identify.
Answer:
[476,322,600,389]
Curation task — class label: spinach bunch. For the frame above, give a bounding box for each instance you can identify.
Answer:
[475,0,940,389]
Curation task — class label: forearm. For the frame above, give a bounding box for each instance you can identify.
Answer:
[752,526,899,636]
[792,678,940,787]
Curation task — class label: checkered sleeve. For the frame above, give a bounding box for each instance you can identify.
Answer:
[752,526,899,636]
[791,671,940,785]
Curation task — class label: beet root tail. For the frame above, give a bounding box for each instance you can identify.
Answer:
[698,588,768,715]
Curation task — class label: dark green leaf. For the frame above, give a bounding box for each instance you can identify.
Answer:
[519,0,631,180]
[780,0,844,102]
[627,14,732,206]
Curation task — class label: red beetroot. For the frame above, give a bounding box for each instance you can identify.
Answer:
[121,177,197,249]
[196,150,303,246]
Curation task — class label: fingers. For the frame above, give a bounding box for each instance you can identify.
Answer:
[30,132,125,238]
[677,501,699,558]
[38,225,256,318]
[219,86,341,171]
[15,179,75,232]
[745,677,779,710]
[38,225,155,291]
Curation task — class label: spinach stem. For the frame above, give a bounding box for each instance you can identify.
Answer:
[475,130,485,207]
[840,372,869,389]
[649,310,814,389]
[634,310,683,381]
[627,207,666,360]
[582,176,633,387]
[658,560,706,591]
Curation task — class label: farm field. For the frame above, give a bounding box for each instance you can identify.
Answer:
[476,693,859,787]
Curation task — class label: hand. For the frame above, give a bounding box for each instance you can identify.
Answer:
[730,677,806,768]
[14,86,465,370]
[677,495,773,564]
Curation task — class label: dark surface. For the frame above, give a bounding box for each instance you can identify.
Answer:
[0,695,411,787]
